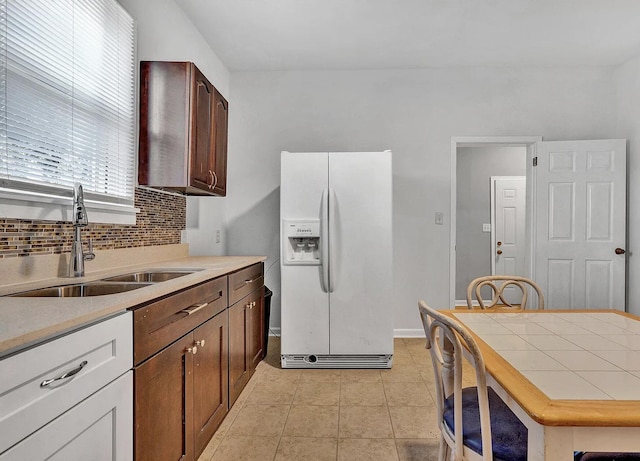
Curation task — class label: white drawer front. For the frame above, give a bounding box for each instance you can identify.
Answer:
[0,311,132,453]
[0,371,132,461]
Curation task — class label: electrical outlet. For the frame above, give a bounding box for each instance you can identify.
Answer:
[215,229,221,243]
[435,212,444,225]
[482,223,491,232]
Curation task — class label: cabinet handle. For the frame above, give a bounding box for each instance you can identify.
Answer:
[246,301,256,309]
[244,277,258,284]
[186,346,198,355]
[181,302,208,315]
[196,339,206,347]
[40,360,88,388]
[207,170,218,190]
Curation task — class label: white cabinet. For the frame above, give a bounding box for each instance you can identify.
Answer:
[0,372,132,461]
[0,312,133,459]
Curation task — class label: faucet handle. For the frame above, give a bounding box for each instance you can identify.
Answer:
[84,238,95,261]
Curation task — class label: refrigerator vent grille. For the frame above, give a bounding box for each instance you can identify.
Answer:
[281,354,393,369]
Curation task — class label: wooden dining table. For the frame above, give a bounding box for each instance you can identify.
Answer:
[442,309,640,460]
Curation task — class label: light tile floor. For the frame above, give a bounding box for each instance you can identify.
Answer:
[197,337,444,461]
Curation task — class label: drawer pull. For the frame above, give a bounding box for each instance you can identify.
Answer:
[244,277,258,284]
[40,360,88,388]
[181,302,208,316]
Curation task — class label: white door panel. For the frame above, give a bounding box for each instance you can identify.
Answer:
[280,152,330,354]
[328,152,393,355]
[534,139,626,310]
[280,265,330,354]
[492,177,526,304]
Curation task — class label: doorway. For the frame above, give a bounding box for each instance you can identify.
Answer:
[450,136,541,306]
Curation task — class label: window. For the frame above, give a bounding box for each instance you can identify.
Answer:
[0,0,137,224]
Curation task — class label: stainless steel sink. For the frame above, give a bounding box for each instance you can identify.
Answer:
[7,269,203,297]
[101,270,198,283]
[10,282,153,297]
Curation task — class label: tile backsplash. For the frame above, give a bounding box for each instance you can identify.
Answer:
[0,187,185,258]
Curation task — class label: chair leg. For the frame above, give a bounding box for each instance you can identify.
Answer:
[438,435,448,461]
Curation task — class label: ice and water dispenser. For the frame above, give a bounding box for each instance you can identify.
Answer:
[283,219,321,265]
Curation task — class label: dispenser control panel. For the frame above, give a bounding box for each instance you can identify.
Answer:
[283,219,321,266]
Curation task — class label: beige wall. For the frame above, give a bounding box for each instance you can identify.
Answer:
[228,67,618,334]
[118,0,230,257]
[615,54,640,316]
[118,0,640,328]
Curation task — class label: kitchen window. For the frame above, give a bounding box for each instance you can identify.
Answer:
[0,0,137,224]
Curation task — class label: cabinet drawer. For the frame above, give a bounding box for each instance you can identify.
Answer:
[133,276,227,364]
[0,312,132,454]
[1,371,132,460]
[228,263,264,305]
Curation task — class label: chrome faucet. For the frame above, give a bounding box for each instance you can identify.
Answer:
[69,184,95,277]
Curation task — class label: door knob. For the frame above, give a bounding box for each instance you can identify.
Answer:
[615,247,626,255]
[497,250,503,255]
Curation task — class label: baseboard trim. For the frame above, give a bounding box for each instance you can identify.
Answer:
[393,329,425,338]
[269,328,425,338]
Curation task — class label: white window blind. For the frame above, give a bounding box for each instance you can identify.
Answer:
[0,0,136,217]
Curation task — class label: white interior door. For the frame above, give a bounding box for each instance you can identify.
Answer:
[533,139,626,310]
[492,176,526,304]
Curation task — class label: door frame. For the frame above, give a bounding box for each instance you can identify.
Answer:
[450,136,542,307]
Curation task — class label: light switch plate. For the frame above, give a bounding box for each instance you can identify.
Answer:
[435,212,444,225]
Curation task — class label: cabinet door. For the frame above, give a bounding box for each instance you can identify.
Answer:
[135,334,194,461]
[0,311,132,453]
[211,88,228,196]
[247,287,265,370]
[228,299,250,406]
[190,65,215,192]
[0,372,132,461]
[193,311,228,458]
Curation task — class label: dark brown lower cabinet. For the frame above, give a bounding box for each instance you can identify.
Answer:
[229,286,264,406]
[193,311,228,457]
[134,334,194,461]
[134,310,228,461]
[133,264,264,461]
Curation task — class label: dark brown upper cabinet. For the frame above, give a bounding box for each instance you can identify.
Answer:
[138,61,228,196]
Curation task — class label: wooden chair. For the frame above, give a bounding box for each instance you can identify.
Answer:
[418,301,527,461]
[466,275,544,310]
[575,452,640,460]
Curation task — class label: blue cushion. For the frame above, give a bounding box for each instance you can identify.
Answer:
[443,386,528,461]
[575,453,640,461]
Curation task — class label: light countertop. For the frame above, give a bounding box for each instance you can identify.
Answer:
[450,309,640,426]
[0,253,266,357]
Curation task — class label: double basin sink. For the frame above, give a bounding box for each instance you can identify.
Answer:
[9,270,202,298]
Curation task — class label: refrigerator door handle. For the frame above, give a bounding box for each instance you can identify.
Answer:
[328,188,336,293]
[320,188,330,293]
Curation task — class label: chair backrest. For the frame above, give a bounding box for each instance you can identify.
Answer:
[466,275,545,310]
[418,301,493,461]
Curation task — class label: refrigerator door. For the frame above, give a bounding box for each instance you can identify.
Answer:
[280,151,330,355]
[328,151,393,355]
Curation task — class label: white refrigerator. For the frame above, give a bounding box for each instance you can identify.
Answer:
[280,151,393,368]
